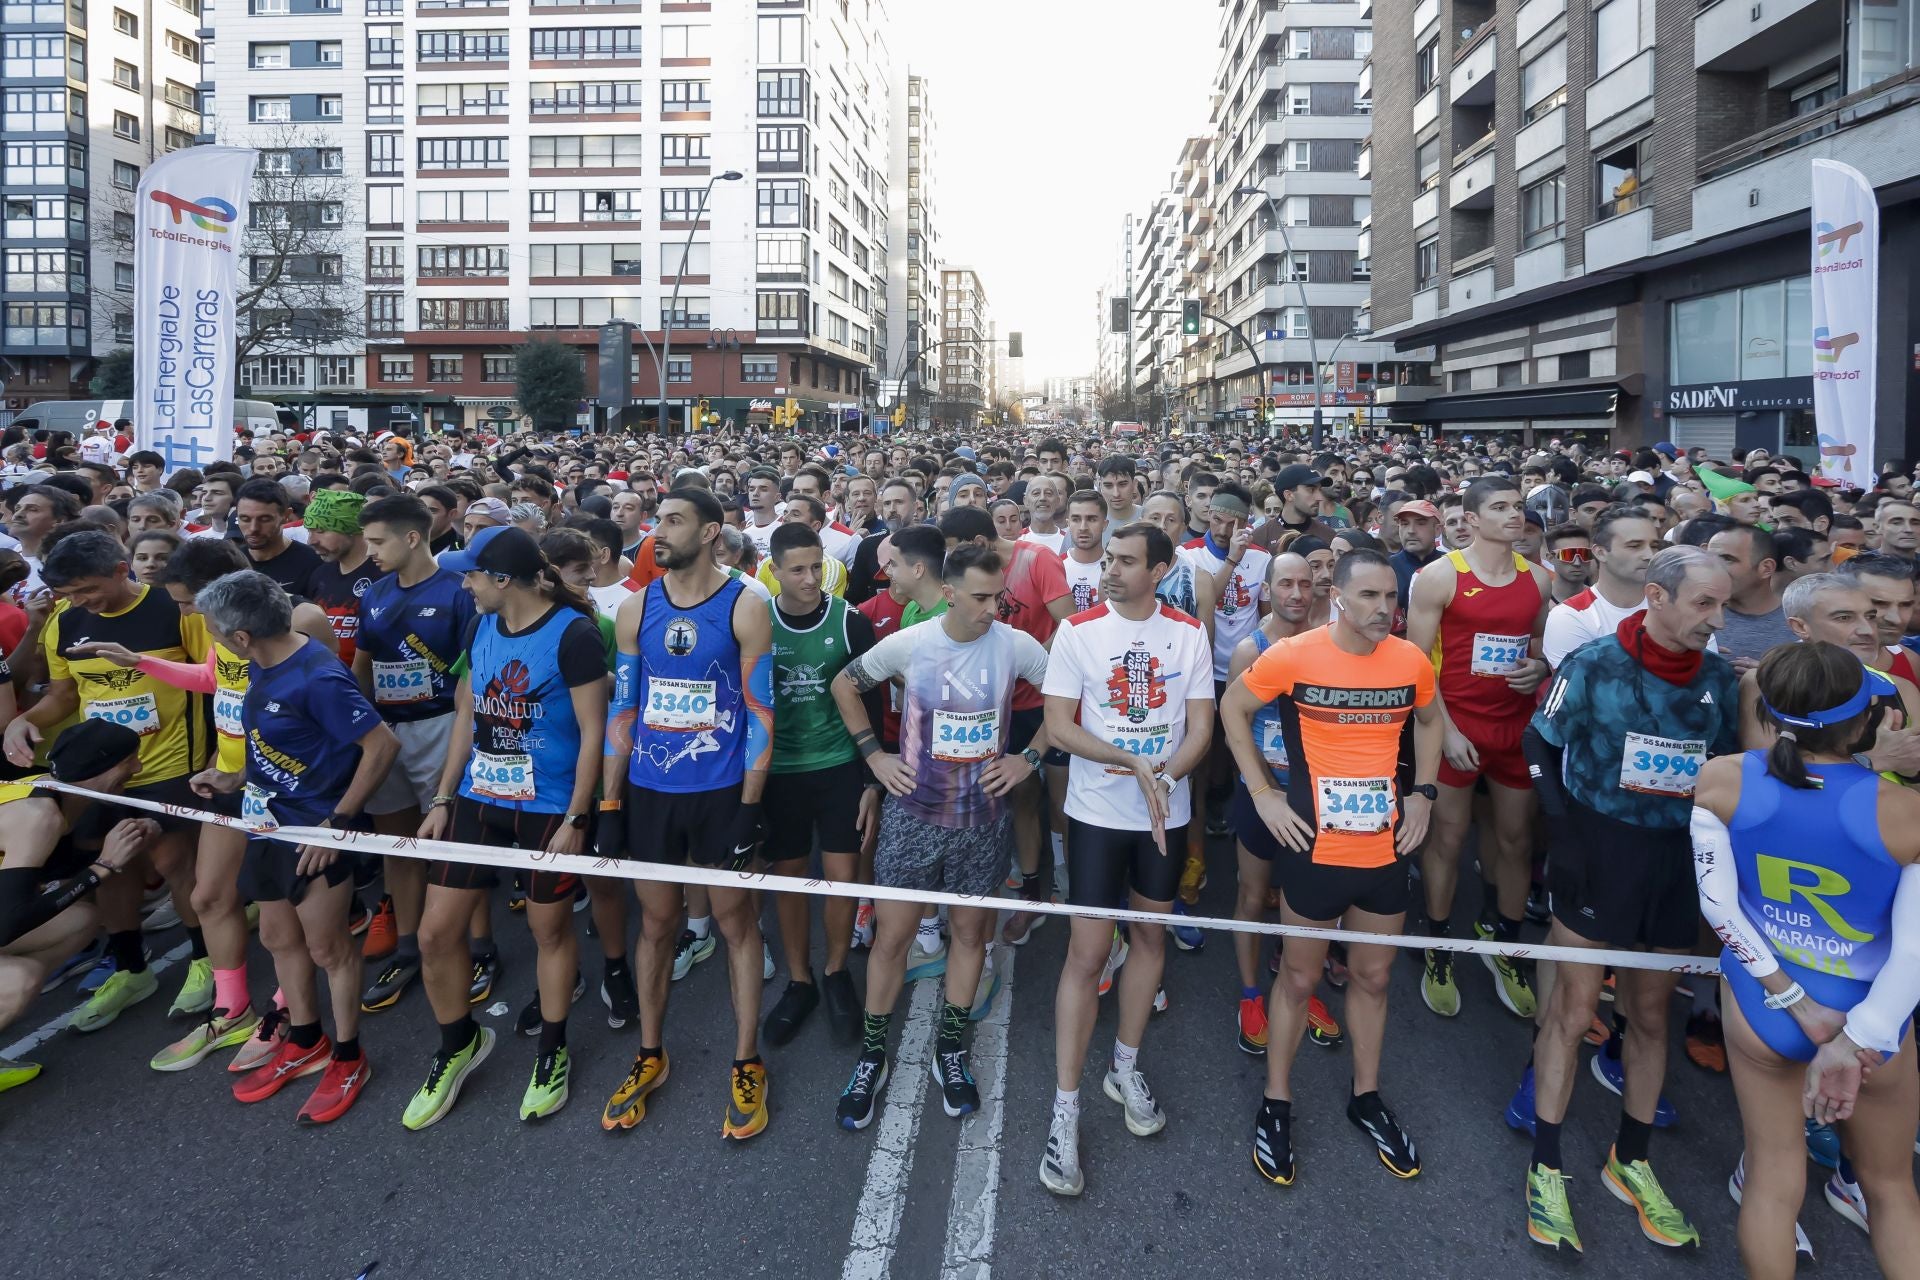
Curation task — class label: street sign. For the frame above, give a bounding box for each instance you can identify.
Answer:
[487,406,514,421]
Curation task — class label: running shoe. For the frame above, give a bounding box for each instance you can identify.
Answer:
[1348,1092,1420,1178]
[601,1050,670,1131]
[1169,901,1205,952]
[76,952,120,998]
[1730,1154,1816,1258]
[520,1047,570,1122]
[233,1033,332,1104]
[601,963,640,1029]
[1805,1118,1841,1170]
[1040,1107,1084,1196]
[1323,948,1350,988]
[1589,1050,1678,1128]
[762,941,775,982]
[0,1057,43,1093]
[1098,930,1128,997]
[40,935,105,993]
[1237,995,1268,1056]
[1684,1011,1728,1073]
[1000,909,1045,946]
[347,900,374,936]
[722,1060,770,1140]
[1421,948,1460,1017]
[140,894,181,933]
[1505,1064,1536,1136]
[851,900,876,950]
[969,954,1001,1022]
[1306,996,1343,1048]
[361,896,397,960]
[1602,1147,1699,1248]
[905,933,947,982]
[1153,987,1169,1013]
[822,969,861,1044]
[467,952,500,1005]
[837,1054,889,1131]
[151,1006,260,1072]
[672,929,716,981]
[401,1026,494,1131]
[360,954,421,1012]
[1526,1163,1582,1253]
[1178,851,1209,901]
[70,966,158,1033]
[168,956,214,1017]
[763,978,820,1047]
[1598,971,1616,1002]
[297,1054,372,1125]
[1584,1014,1610,1047]
[931,1049,979,1117]
[1252,1101,1295,1185]
[1103,1067,1166,1137]
[229,1006,287,1074]
[1472,925,1536,1018]
[1824,1162,1868,1234]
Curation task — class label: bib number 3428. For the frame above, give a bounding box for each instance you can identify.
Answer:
[1316,776,1395,835]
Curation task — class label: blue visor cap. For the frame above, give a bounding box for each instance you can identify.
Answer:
[1764,663,1899,729]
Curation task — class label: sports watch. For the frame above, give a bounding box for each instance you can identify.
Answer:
[1408,783,1439,801]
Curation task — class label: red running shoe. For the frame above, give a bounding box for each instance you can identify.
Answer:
[361,897,397,961]
[297,1054,373,1125]
[1306,996,1343,1048]
[233,1033,331,1104]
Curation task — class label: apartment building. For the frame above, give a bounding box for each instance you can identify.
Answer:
[937,264,988,421]
[213,0,897,432]
[1131,185,1186,421]
[1366,0,1920,457]
[3,0,205,409]
[884,67,939,428]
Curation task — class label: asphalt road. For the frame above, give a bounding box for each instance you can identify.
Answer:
[2,833,1889,1280]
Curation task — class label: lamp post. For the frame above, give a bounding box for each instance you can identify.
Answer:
[656,169,741,435]
[1320,325,1372,439]
[1233,182,1324,449]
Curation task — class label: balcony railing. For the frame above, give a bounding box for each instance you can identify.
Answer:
[1698,67,1919,181]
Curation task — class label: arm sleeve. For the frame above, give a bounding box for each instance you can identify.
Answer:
[1843,862,1920,1055]
[0,864,103,950]
[1532,659,1582,749]
[1522,721,1570,817]
[135,650,219,694]
[1690,805,1779,979]
[1012,630,1050,686]
[557,617,609,688]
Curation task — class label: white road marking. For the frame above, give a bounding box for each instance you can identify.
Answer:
[940,948,1015,1280]
[4,942,191,1059]
[842,974,943,1280]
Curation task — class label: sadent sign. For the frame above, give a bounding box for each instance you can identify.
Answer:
[1664,377,1814,414]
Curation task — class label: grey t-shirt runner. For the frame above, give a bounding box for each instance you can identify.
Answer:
[1716,604,1795,665]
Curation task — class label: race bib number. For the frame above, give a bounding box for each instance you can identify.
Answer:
[1619,733,1705,796]
[1104,721,1171,774]
[644,678,717,732]
[1259,718,1290,771]
[86,692,160,737]
[213,687,245,738]
[931,709,998,763]
[241,782,278,830]
[1470,632,1529,677]
[372,657,432,705]
[1315,776,1395,835]
[469,750,535,803]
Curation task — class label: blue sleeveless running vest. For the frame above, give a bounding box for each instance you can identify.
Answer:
[1250,629,1290,786]
[459,607,587,814]
[629,575,747,793]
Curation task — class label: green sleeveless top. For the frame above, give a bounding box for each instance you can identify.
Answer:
[770,595,858,773]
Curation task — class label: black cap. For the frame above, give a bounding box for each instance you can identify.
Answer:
[47,719,142,784]
[1274,464,1324,492]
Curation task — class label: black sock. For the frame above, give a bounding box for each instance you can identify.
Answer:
[1020,871,1043,902]
[1261,1096,1291,1119]
[395,933,420,961]
[1605,1015,1626,1061]
[107,929,145,973]
[471,941,497,963]
[186,926,207,960]
[1429,915,1451,940]
[604,956,628,976]
[289,1020,323,1050]
[1478,893,1499,930]
[1494,915,1523,944]
[333,1036,361,1062]
[538,1018,567,1056]
[733,1054,763,1069]
[936,1001,968,1053]
[438,1015,477,1057]
[1616,1114,1654,1165]
[638,1045,662,1061]
[1533,1119,1563,1170]
[861,1011,890,1058]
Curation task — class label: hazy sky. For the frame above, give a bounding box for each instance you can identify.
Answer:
[897,1,1219,384]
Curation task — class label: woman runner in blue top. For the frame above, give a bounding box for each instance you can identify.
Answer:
[1692,641,1920,1280]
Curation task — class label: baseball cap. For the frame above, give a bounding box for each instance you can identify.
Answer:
[1393,499,1441,522]
[463,496,511,527]
[1627,470,1656,485]
[47,719,142,784]
[1274,464,1323,492]
[1652,442,1679,459]
[438,524,546,578]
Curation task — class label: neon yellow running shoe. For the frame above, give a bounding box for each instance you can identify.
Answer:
[0,1057,43,1094]
[152,1006,261,1072]
[1603,1147,1701,1248]
[169,956,215,1017]
[1527,1163,1583,1254]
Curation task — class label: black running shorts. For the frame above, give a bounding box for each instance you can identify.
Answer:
[1273,854,1410,923]
[1548,797,1696,950]
[622,780,743,868]
[1065,816,1186,908]
[240,837,354,905]
[762,760,865,862]
[428,798,577,904]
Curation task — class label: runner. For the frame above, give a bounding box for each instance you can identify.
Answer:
[1404,476,1552,1019]
[200,570,397,1124]
[599,487,775,1140]
[830,543,1050,1131]
[1541,506,1661,669]
[401,526,605,1128]
[1837,552,1920,685]
[234,479,322,595]
[1520,546,1740,1254]
[1037,521,1213,1195]
[1020,473,1069,555]
[300,488,376,666]
[1222,549,1441,1186]
[1061,491,1107,612]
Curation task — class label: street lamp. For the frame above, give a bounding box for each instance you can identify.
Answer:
[656,169,742,435]
[1320,324,1372,440]
[1233,181,1325,449]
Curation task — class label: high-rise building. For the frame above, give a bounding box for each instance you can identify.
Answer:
[1132,184,1184,421]
[2,0,205,405]
[937,264,988,421]
[885,68,939,428]
[213,0,895,432]
[1364,0,1920,455]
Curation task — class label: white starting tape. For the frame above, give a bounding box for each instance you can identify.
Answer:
[32,778,1722,976]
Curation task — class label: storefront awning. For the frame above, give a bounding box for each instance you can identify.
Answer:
[1387,383,1622,425]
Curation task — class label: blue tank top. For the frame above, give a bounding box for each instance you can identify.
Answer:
[1249,629,1290,786]
[629,575,747,793]
[1724,751,1900,989]
[357,567,476,723]
[459,607,592,814]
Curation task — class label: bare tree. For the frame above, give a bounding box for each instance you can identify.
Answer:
[93,126,367,377]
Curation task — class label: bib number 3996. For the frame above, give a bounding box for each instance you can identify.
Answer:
[1316,776,1395,835]
[1618,732,1705,796]
[931,709,998,763]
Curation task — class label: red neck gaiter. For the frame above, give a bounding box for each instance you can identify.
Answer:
[1617,614,1703,685]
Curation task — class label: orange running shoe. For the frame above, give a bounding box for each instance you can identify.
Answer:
[1237,995,1268,1055]
[361,896,397,961]
[1306,995,1343,1047]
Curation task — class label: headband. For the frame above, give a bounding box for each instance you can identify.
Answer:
[1763,663,1898,729]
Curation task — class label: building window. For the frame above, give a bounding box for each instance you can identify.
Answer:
[661,24,709,59]
[167,33,198,59]
[417,30,509,63]
[428,355,463,382]
[666,355,693,382]
[1415,237,1439,290]
[366,291,403,336]
[418,83,508,117]
[660,242,710,276]
[419,245,508,278]
[1287,28,1312,59]
[1287,85,1312,116]
[1496,362,1524,387]
[113,261,133,291]
[1670,276,1813,384]
[112,59,139,89]
[662,79,710,111]
[366,77,402,123]
[419,137,509,170]
[662,297,711,328]
[1415,38,1439,91]
[530,134,643,169]
[528,297,645,328]
[741,355,778,382]
[531,27,640,60]
[756,289,806,334]
[317,95,342,118]
[757,124,803,168]
[366,241,403,280]
[112,159,138,189]
[1557,350,1591,380]
[661,133,709,166]
[1287,141,1311,172]
[1594,0,1641,77]
[1450,369,1473,392]
[1595,139,1646,220]
[418,189,509,224]
[418,298,508,331]
[1522,174,1565,248]
[1415,138,1440,193]
[1522,40,1568,124]
[366,25,399,67]
[251,96,289,122]
[482,354,513,382]
[112,111,139,140]
[113,8,136,33]
[756,180,803,227]
[757,14,804,62]
[757,70,805,117]
[317,355,356,386]
[379,354,414,382]
[1849,0,1914,91]
[529,242,643,278]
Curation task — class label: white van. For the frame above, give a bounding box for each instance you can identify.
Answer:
[9,398,285,438]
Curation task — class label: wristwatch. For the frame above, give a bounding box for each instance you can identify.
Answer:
[1020,747,1042,769]
[563,811,591,830]
[1408,783,1439,801]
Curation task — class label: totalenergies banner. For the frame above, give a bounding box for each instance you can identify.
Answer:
[133,146,258,476]
[1810,158,1878,484]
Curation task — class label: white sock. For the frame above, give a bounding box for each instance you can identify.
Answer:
[916,917,942,947]
[1691,983,1718,1017]
[1112,1039,1139,1075]
[1054,1087,1080,1114]
[1050,832,1066,867]
[687,915,711,940]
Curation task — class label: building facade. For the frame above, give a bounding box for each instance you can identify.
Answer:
[884,67,939,428]
[936,263,988,422]
[1366,0,1920,459]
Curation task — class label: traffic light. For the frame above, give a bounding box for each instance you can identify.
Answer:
[1111,296,1130,334]
[770,405,787,428]
[892,403,906,427]
[1008,332,1023,359]
[783,398,800,424]
[1181,301,1202,336]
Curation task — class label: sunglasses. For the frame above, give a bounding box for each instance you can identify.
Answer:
[1549,546,1593,563]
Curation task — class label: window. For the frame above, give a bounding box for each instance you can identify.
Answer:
[662,24,709,59]
[1849,0,1914,90]
[2,33,75,78]
[756,234,806,279]
[1594,0,1640,77]
[167,32,198,59]
[366,131,402,175]
[113,8,135,33]
[1415,139,1440,193]
[1281,253,1308,283]
[1496,362,1524,387]
[366,241,403,280]
[666,355,693,381]
[1594,139,1646,220]
[530,135,643,169]
[662,133,709,166]
[756,289,806,334]
[532,27,640,60]
[1353,29,1372,59]
[3,142,84,188]
[1287,28,1312,59]
[366,77,402,123]
[757,14,804,62]
[251,95,290,122]
[1522,40,1567,124]
[1669,276,1816,384]
[1522,173,1565,248]
[756,179,803,227]
[112,59,138,89]
[662,79,710,111]
[378,354,414,381]
[758,71,805,116]
[416,189,509,223]
[242,355,306,388]
[112,111,139,140]
[1285,85,1312,116]
[417,83,506,117]
[418,137,506,170]
[532,80,642,115]
[417,30,508,63]
[1287,141,1311,173]
[528,242,642,278]
[366,26,399,67]
[110,261,132,291]
[741,355,778,383]
[164,81,198,110]
[757,124,803,168]
[1415,237,1440,290]
[367,185,403,227]
[1416,39,1439,92]
[1670,291,1740,384]
[2,89,74,132]
[661,187,709,222]
[418,245,507,277]
[528,297,645,328]
[429,355,463,382]
[112,159,138,189]
[317,95,342,118]
[317,355,356,386]
[418,299,508,331]
[660,242,710,276]
[1450,369,1474,392]
[316,41,342,64]
[482,355,513,382]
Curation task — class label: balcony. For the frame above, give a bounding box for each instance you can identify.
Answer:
[1695,0,1827,72]
[1357,60,1371,101]
[1449,138,1496,209]
[1584,204,1651,271]
[1517,0,1565,49]
[1515,105,1566,173]
[1450,31,1496,106]
[1513,239,1565,292]
[1413,86,1439,132]
[1412,186,1440,229]
[1587,48,1654,132]
[1447,260,1495,312]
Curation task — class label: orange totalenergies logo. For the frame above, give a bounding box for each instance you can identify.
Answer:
[1813,327,1859,364]
[1817,220,1863,257]
[149,191,236,233]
